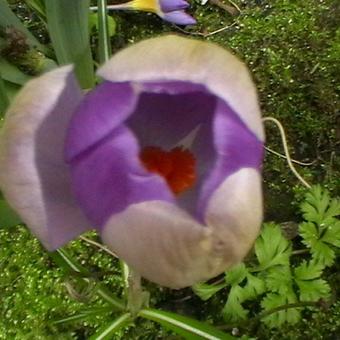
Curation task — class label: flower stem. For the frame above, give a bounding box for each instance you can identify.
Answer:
[219,300,321,330]
[126,268,150,316]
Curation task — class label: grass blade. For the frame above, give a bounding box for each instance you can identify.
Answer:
[139,308,236,340]
[89,313,131,340]
[24,0,46,23]
[45,0,94,88]
[53,306,114,325]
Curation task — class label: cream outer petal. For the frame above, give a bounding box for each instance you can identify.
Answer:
[102,168,262,288]
[97,35,264,141]
[0,66,92,250]
[205,168,263,264]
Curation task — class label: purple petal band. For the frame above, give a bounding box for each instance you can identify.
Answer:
[65,80,263,227]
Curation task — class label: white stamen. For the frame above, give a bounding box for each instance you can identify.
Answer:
[175,124,201,149]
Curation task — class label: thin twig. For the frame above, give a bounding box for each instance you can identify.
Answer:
[263,117,312,189]
[252,301,320,323]
[79,235,117,258]
[204,21,238,37]
[292,249,310,255]
[265,146,316,166]
[226,0,241,13]
[209,0,240,16]
[174,21,237,37]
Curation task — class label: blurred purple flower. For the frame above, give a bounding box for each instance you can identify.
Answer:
[0,35,264,288]
[103,0,196,25]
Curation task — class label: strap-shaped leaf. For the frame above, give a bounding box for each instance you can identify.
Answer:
[89,313,131,340]
[0,58,32,85]
[139,308,235,340]
[45,0,94,88]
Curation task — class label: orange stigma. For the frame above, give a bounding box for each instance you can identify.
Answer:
[140,146,196,195]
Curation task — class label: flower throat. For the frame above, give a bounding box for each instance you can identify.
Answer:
[140,146,196,195]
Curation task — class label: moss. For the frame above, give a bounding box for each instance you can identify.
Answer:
[0,227,119,338]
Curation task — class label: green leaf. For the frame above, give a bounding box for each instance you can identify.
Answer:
[225,263,248,285]
[89,313,131,340]
[0,0,48,54]
[322,220,340,248]
[265,266,292,295]
[24,0,46,23]
[222,285,248,322]
[139,308,235,340]
[192,282,228,301]
[261,292,300,328]
[294,260,330,301]
[242,273,265,299]
[295,279,330,301]
[89,13,116,37]
[255,223,292,270]
[294,260,324,280]
[45,0,95,88]
[223,264,265,322]
[301,185,340,226]
[313,241,336,267]
[53,306,114,324]
[0,57,32,85]
[299,187,340,267]
[0,199,22,227]
[2,79,21,102]
[300,221,335,266]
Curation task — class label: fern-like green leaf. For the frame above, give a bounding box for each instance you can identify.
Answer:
[294,260,330,301]
[295,279,330,301]
[192,282,227,301]
[299,186,340,267]
[255,223,291,270]
[223,264,265,322]
[301,185,340,226]
[222,286,248,322]
[242,273,266,300]
[265,265,292,295]
[322,221,340,248]
[300,222,336,266]
[225,263,248,286]
[294,260,324,280]
[261,291,299,328]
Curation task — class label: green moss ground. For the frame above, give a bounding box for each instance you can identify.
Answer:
[1,0,339,338]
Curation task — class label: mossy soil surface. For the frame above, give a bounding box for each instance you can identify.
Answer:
[1,0,339,338]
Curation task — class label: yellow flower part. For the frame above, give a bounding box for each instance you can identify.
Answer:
[128,0,160,13]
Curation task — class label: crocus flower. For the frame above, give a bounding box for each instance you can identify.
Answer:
[100,0,196,25]
[0,35,264,289]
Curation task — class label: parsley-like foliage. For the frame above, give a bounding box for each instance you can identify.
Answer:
[193,186,339,328]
